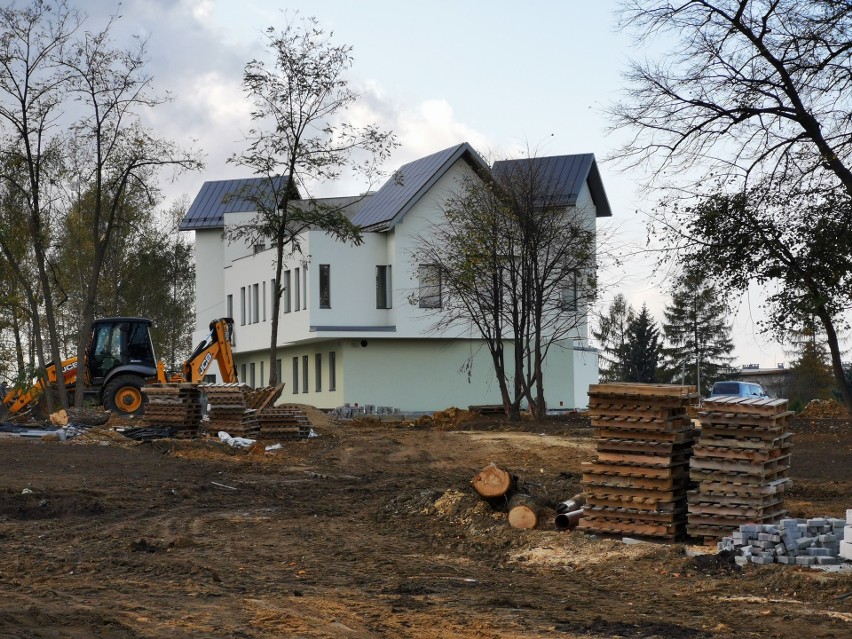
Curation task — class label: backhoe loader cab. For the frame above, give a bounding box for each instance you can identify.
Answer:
[86,318,159,415]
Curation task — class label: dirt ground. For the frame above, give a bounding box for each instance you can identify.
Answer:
[0,410,849,639]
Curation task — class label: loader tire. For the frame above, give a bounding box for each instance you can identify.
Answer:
[103,375,146,417]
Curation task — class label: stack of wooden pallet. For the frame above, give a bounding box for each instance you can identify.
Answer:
[255,405,313,438]
[143,384,203,438]
[687,396,793,540]
[201,384,247,433]
[579,383,699,541]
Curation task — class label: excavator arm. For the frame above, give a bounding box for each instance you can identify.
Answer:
[182,318,238,384]
[1,358,79,416]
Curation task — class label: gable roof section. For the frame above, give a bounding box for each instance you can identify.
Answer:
[179,175,295,231]
[351,142,490,231]
[491,154,612,217]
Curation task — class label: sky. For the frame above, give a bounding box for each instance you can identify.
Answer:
[80,0,808,369]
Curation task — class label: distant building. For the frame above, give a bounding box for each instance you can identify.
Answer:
[180,142,612,412]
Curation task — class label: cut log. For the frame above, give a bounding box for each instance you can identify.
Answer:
[471,463,514,499]
[507,493,541,529]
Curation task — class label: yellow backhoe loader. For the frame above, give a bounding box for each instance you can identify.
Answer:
[1,317,238,418]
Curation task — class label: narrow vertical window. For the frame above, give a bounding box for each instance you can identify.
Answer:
[283,271,291,313]
[319,264,331,308]
[226,294,233,319]
[252,283,259,323]
[376,265,392,309]
[249,362,256,388]
[294,268,300,312]
[240,287,246,325]
[302,267,307,310]
[262,281,267,321]
[561,271,579,312]
[276,359,282,383]
[418,264,441,308]
[292,357,299,394]
[260,360,265,386]
[329,351,336,391]
[302,355,309,393]
[315,353,322,391]
[241,363,247,382]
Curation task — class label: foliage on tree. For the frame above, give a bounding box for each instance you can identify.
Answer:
[624,304,662,383]
[0,0,200,408]
[663,187,852,408]
[611,0,852,411]
[593,293,635,382]
[785,319,842,411]
[413,155,599,420]
[228,14,396,385]
[661,273,734,395]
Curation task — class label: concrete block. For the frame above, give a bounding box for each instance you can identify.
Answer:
[751,556,775,565]
[806,547,832,557]
[840,541,852,560]
[735,556,749,566]
[779,518,799,528]
[796,556,817,566]
[758,540,776,550]
[846,509,852,524]
[797,523,809,534]
[817,556,839,565]
[763,525,779,535]
[828,518,846,531]
[807,518,827,527]
[741,524,761,535]
[758,533,781,542]
[844,527,852,543]
[796,537,814,550]
[818,534,837,544]
[777,555,796,565]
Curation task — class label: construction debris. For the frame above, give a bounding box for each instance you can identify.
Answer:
[579,383,699,541]
[717,513,851,566]
[143,384,203,438]
[797,398,848,419]
[687,396,793,540]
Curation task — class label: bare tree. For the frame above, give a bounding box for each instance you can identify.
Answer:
[611,1,852,410]
[61,17,201,407]
[228,15,395,385]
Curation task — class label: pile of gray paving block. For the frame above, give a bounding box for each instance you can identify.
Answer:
[718,509,852,566]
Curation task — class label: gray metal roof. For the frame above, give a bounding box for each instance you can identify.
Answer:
[179,175,294,230]
[351,142,490,231]
[491,154,612,217]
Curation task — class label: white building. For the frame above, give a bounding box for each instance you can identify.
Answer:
[179,142,612,412]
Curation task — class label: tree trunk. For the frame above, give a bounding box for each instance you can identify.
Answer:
[267,233,286,386]
[471,463,515,499]
[815,307,852,414]
[507,493,541,529]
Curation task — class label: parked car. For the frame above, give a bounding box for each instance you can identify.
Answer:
[709,381,769,399]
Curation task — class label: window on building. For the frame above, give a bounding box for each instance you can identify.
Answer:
[262,281,266,321]
[302,267,307,310]
[226,294,233,319]
[253,242,265,254]
[240,287,246,325]
[319,264,331,309]
[376,265,392,309]
[260,360,265,386]
[329,351,336,391]
[241,363,247,383]
[418,264,442,308]
[315,353,322,391]
[294,268,300,312]
[276,359,282,384]
[283,271,291,313]
[252,283,259,323]
[302,355,308,393]
[292,357,299,394]
[560,271,579,312]
[249,362,256,388]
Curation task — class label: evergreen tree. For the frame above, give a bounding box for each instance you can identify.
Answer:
[786,319,838,411]
[624,304,662,383]
[593,294,634,382]
[662,273,734,394]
